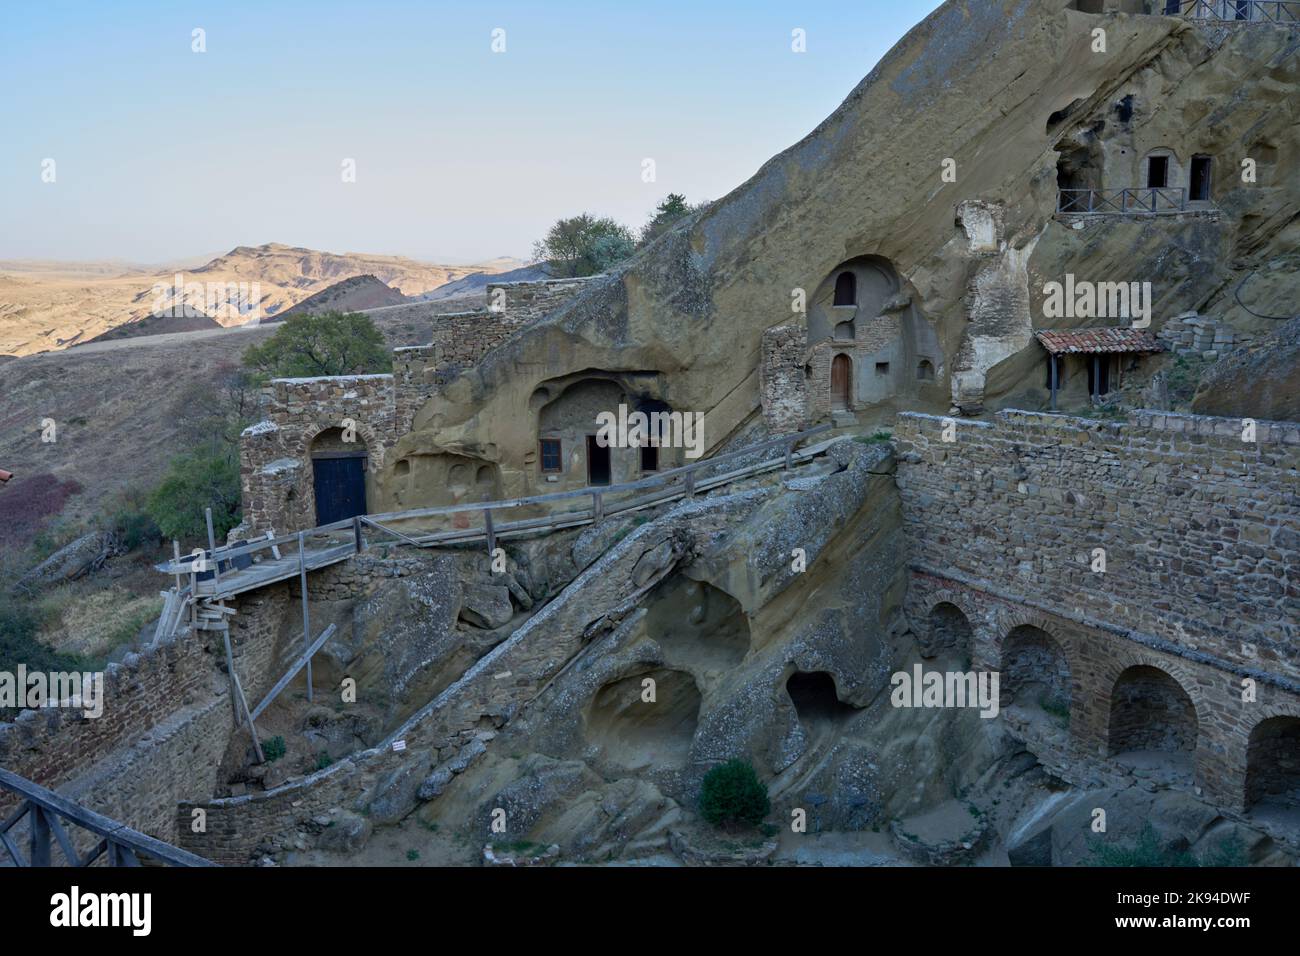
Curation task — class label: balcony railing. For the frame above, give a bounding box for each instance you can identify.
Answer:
[1057,187,1191,215]
[1167,0,1300,22]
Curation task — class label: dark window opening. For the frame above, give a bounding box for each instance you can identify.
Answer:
[1146,155,1169,189]
[833,271,856,306]
[875,362,890,376]
[917,359,934,381]
[641,444,659,472]
[1044,354,1065,388]
[1234,0,1249,18]
[586,435,611,486]
[1189,155,1212,201]
[1115,93,1135,123]
[539,438,562,473]
[1163,0,1181,13]
[1087,355,1111,396]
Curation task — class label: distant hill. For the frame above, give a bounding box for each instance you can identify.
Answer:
[268,274,409,322]
[0,244,522,357]
[84,308,222,344]
[419,261,551,301]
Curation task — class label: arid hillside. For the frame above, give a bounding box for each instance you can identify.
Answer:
[0,245,525,357]
[0,295,481,552]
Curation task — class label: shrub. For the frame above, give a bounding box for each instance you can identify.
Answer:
[0,473,84,549]
[1085,822,1243,867]
[147,449,241,543]
[698,759,770,830]
[262,736,287,763]
[104,488,161,552]
[532,213,636,278]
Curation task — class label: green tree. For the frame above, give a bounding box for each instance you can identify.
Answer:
[532,213,636,277]
[147,448,242,543]
[698,759,770,830]
[242,310,391,380]
[638,193,700,247]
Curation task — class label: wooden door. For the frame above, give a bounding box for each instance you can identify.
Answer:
[831,354,852,410]
[313,455,367,524]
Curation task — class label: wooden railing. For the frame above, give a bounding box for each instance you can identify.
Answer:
[1057,187,1189,215]
[0,768,215,867]
[1170,0,1299,22]
[157,424,835,577]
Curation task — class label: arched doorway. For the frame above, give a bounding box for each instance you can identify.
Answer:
[831,353,852,410]
[1000,625,1071,720]
[1245,716,1300,812]
[1108,665,1197,757]
[925,601,973,661]
[310,427,368,524]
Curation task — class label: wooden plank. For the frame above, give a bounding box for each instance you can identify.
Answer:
[298,531,313,704]
[29,805,50,867]
[222,629,263,763]
[249,624,338,722]
[47,810,81,866]
[0,822,27,867]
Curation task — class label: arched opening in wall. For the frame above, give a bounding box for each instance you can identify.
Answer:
[786,671,858,730]
[537,377,626,485]
[475,465,494,486]
[584,668,701,771]
[831,353,852,410]
[644,576,750,669]
[310,427,368,524]
[916,359,935,382]
[1245,716,1300,814]
[925,602,973,662]
[1108,665,1197,765]
[1000,626,1071,725]
[833,271,856,306]
[394,458,411,478]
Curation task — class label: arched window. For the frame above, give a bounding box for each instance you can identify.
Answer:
[833,271,856,306]
[917,359,935,381]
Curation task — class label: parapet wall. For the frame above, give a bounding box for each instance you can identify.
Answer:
[894,408,1300,681]
[759,325,808,432]
[484,277,590,324]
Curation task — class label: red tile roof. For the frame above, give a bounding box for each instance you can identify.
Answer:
[1035,328,1164,355]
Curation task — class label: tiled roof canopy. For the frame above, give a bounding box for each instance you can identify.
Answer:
[1034,328,1165,355]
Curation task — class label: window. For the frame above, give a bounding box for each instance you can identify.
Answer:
[394,458,410,477]
[1189,155,1212,202]
[641,445,659,472]
[916,359,934,381]
[1163,0,1180,13]
[875,362,890,376]
[539,438,562,473]
[833,271,856,306]
[1147,155,1169,189]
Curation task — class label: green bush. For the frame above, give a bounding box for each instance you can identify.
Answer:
[262,736,287,763]
[1087,822,1248,867]
[698,759,770,830]
[147,449,241,543]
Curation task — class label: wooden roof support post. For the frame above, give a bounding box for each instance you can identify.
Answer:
[222,625,263,764]
[484,508,496,558]
[205,507,221,590]
[298,531,313,704]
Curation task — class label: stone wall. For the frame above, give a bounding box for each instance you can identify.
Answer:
[759,325,808,432]
[897,406,1300,810]
[485,277,591,324]
[239,279,591,536]
[1157,311,1237,358]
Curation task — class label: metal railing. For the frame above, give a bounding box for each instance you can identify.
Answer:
[0,768,215,867]
[1169,0,1299,22]
[1057,187,1190,215]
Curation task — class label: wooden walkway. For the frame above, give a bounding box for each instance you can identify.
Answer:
[156,424,836,611]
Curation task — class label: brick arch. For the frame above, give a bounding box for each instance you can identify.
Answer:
[1244,711,1300,811]
[990,610,1078,675]
[1104,657,1202,757]
[298,420,386,471]
[996,618,1075,717]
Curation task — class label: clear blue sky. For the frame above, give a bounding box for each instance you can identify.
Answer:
[0,1,943,265]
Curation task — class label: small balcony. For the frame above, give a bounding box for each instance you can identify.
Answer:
[1164,0,1300,22]
[1057,187,1191,215]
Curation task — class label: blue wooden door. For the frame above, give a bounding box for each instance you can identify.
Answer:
[313,456,367,524]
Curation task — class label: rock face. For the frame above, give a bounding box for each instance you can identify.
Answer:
[382,0,1298,514]
[1193,314,1300,422]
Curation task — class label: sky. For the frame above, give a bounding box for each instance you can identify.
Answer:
[0,1,944,265]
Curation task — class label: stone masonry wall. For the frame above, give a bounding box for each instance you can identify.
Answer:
[897,407,1300,810]
[759,325,808,432]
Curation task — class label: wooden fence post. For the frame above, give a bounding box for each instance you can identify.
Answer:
[484,509,496,558]
[298,531,312,703]
[29,805,51,867]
